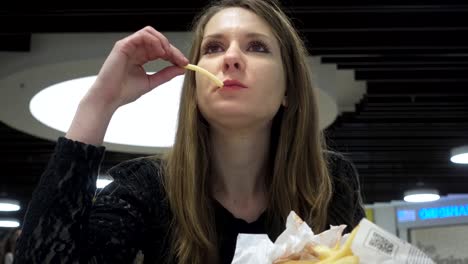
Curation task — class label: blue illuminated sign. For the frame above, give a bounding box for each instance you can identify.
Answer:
[397,209,416,222]
[418,204,468,220]
[397,203,468,223]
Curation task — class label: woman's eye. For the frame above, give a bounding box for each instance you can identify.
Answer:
[202,40,270,54]
[247,41,270,53]
[203,42,224,54]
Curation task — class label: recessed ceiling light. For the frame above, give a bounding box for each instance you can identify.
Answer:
[0,199,21,211]
[0,218,20,228]
[450,146,468,164]
[30,74,184,148]
[404,188,440,203]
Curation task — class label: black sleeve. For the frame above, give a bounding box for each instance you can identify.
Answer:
[14,137,158,263]
[326,151,366,233]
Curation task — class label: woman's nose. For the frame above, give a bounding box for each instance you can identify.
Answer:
[223,45,244,72]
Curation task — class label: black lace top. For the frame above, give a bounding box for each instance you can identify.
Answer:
[14,137,365,263]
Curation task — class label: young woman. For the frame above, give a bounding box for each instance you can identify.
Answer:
[15,0,365,263]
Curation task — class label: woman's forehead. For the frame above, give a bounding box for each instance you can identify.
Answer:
[203,7,275,39]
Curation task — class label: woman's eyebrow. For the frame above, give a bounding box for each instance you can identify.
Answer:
[203,32,272,41]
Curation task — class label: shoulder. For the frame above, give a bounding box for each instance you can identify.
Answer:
[324,150,358,180]
[96,155,169,217]
[100,155,168,202]
[323,150,362,194]
[324,150,366,231]
[107,155,164,176]
[106,155,166,185]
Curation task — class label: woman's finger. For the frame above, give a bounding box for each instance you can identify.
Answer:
[166,44,189,67]
[143,26,171,56]
[147,65,186,89]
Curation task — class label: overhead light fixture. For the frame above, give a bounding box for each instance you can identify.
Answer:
[450,146,468,164]
[0,218,20,228]
[0,198,21,211]
[30,74,184,148]
[404,188,440,203]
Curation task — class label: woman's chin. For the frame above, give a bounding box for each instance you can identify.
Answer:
[202,103,250,118]
[205,111,271,131]
[199,102,274,130]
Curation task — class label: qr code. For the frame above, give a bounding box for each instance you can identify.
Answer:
[366,230,396,256]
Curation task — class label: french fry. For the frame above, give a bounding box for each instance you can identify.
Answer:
[331,256,359,264]
[315,225,359,263]
[183,63,224,87]
[313,245,333,260]
[276,224,360,264]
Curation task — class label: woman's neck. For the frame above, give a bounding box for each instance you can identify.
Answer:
[210,125,270,211]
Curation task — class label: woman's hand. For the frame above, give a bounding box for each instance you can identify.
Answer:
[86,26,189,109]
[66,26,189,145]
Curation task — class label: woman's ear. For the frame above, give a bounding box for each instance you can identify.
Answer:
[282,96,288,107]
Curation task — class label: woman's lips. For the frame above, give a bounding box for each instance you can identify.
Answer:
[222,79,248,89]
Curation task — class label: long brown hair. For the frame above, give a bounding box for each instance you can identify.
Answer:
[163,0,333,263]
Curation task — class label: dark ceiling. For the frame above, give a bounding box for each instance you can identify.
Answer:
[1,0,468,226]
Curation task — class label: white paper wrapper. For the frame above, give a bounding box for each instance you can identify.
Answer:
[231,211,435,264]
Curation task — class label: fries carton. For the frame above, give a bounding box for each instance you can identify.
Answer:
[231,211,435,264]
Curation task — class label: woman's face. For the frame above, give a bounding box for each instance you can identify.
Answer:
[196,7,286,130]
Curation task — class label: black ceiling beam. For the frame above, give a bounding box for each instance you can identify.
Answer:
[311,48,468,55]
[2,6,468,33]
[333,121,468,127]
[337,63,468,70]
[303,30,468,47]
[352,116,468,122]
[339,168,465,175]
[3,4,468,31]
[339,65,468,70]
[0,13,198,33]
[360,180,468,189]
[330,125,468,134]
[322,55,468,63]
[367,81,468,89]
[329,130,468,138]
[365,93,468,97]
[355,68,468,80]
[361,95,468,104]
[361,107,468,113]
[330,138,468,146]
[363,103,468,108]
[366,83,468,94]
[0,34,30,51]
[326,146,462,152]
